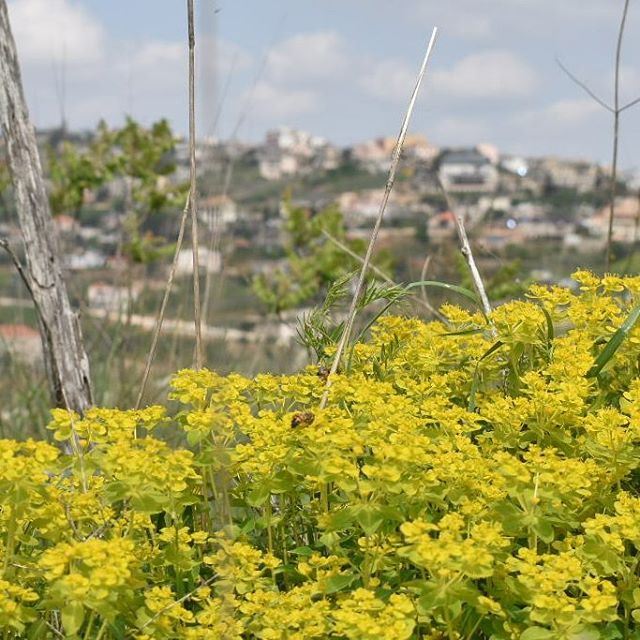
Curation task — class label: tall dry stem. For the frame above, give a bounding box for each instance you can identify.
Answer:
[436,178,492,317]
[188,0,204,368]
[319,27,439,409]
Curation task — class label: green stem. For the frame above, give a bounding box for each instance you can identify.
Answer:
[266,501,274,555]
[82,611,96,640]
[320,483,329,514]
[94,618,109,640]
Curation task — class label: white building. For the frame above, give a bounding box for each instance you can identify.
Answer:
[66,250,106,271]
[258,127,339,180]
[438,148,499,192]
[88,283,141,315]
[175,248,222,277]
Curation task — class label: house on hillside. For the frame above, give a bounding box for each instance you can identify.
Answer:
[257,127,338,180]
[438,148,498,193]
[200,195,239,226]
[428,211,457,242]
[532,157,601,193]
[0,324,42,365]
[175,248,222,277]
[66,250,106,271]
[88,282,141,315]
[352,134,438,173]
[53,214,78,235]
[586,196,640,243]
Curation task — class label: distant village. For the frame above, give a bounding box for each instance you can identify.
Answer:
[1,124,639,364]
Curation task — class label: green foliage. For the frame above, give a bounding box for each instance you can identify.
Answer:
[252,199,392,314]
[457,254,531,301]
[5,273,640,637]
[48,137,110,216]
[47,117,187,264]
[296,273,409,363]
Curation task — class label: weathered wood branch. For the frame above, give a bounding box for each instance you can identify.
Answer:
[0,0,92,413]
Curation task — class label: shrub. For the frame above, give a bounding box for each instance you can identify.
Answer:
[4,271,640,638]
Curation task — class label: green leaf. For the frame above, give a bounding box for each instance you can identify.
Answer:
[442,327,485,336]
[532,517,555,543]
[246,483,272,507]
[541,306,555,342]
[568,626,602,640]
[323,573,358,594]
[520,627,555,640]
[61,601,85,636]
[588,303,640,377]
[291,546,314,556]
[406,280,481,308]
[468,341,504,411]
[131,491,166,514]
[355,505,385,536]
[323,508,355,532]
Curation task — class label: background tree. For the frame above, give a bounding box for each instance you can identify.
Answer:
[252,199,392,315]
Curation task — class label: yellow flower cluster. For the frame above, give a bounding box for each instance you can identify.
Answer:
[4,272,640,638]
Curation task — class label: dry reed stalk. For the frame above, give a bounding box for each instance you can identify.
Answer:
[436,177,492,317]
[319,27,439,409]
[454,214,492,317]
[188,0,204,368]
[135,193,190,409]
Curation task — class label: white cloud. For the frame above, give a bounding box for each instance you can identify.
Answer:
[430,116,490,145]
[247,82,317,120]
[131,42,183,69]
[614,67,640,106]
[361,49,537,104]
[360,59,417,103]
[266,31,348,83]
[414,0,622,40]
[515,98,602,129]
[432,50,538,99]
[8,0,105,65]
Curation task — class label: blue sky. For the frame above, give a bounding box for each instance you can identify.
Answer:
[6,0,640,169]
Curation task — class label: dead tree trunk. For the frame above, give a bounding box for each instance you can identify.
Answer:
[0,0,92,413]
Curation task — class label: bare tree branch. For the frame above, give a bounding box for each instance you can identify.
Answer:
[556,0,637,271]
[319,27,439,410]
[555,57,613,113]
[620,95,640,112]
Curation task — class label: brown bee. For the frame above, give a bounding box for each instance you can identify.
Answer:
[291,411,315,429]
[316,365,330,381]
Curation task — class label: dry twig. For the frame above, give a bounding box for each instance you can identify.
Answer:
[436,177,491,317]
[319,27,439,409]
[135,194,191,409]
[557,0,639,270]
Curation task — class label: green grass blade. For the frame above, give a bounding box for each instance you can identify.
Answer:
[588,303,640,378]
[406,280,481,307]
[442,328,485,337]
[468,341,504,412]
[541,307,554,342]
